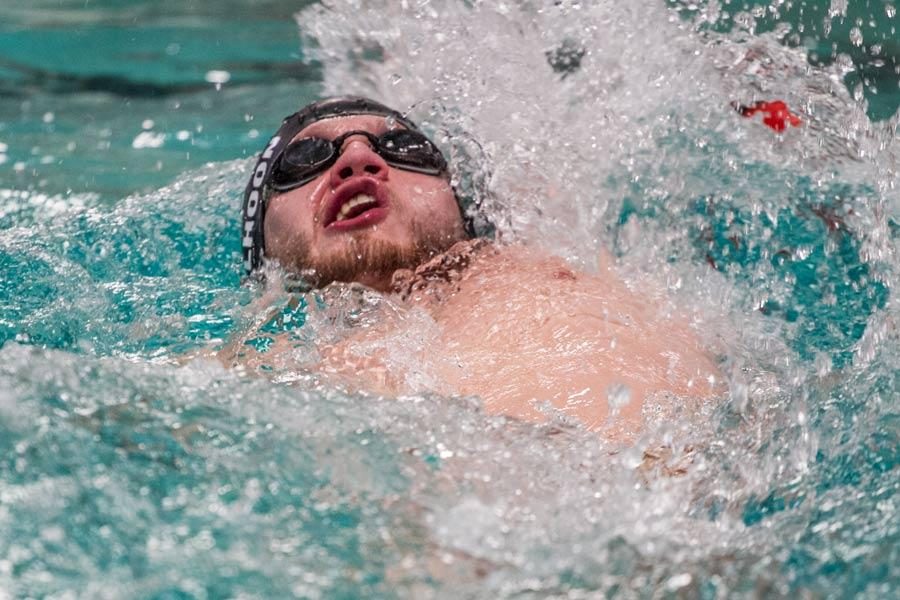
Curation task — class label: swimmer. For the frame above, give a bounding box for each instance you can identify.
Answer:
[231,96,721,438]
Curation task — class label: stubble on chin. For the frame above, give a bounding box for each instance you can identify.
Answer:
[295,221,465,290]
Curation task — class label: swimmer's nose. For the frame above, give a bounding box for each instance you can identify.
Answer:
[330,138,389,186]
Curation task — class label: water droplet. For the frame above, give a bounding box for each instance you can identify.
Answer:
[204,70,231,84]
[665,573,693,591]
[828,0,848,19]
[390,73,403,85]
[814,352,832,377]
[849,26,863,47]
[131,131,166,149]
[606,383,631,417]
[887,4,896,19]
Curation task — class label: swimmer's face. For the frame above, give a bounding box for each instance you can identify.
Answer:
[263,114,467,290]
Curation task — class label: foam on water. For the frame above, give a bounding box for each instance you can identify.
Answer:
[0,0,898,597]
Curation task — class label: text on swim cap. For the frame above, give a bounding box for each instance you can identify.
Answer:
[242,135,281,271]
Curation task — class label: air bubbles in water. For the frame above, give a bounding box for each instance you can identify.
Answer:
[828,0,849,20]
[814,352,833,377]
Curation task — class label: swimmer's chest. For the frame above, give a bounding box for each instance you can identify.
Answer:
[429,257,648,356]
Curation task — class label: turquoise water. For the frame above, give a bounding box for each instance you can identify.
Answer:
[1,1,899,598]
[0,0,318,200]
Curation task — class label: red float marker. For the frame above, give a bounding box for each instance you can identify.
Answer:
[732,100,802,132]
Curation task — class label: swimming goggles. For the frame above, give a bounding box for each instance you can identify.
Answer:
[268,129,448,192]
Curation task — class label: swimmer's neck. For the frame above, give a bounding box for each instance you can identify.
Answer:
[389,238,492,298]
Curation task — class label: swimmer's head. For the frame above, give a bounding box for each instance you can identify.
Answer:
[241,95,473,288]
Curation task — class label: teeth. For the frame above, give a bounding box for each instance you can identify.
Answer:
[336,194,377,221]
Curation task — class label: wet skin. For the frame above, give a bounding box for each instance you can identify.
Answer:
[238,114,721,436]
[304,241,721,438]
[263,114,467,290]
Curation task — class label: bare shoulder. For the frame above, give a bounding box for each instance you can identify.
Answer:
[404,242,722,432]
[428,242,644,312]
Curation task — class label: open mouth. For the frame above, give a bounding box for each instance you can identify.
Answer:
[335,193,380,222]
[324,180,389,230]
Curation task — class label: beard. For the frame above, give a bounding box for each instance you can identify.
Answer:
[289,220,464,290]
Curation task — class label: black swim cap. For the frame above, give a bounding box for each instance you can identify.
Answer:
[240,96,427,277]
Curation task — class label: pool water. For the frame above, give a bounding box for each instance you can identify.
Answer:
[1,1,898,598]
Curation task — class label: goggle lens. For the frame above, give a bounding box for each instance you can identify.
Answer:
[281,137,334,171]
